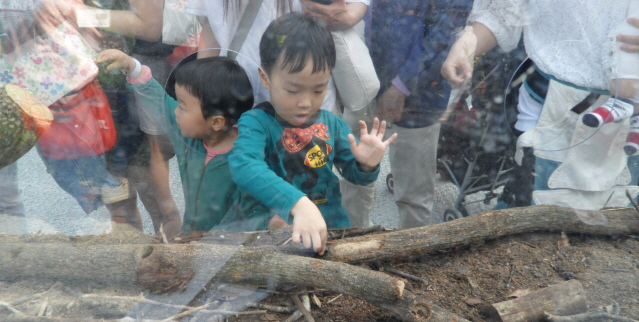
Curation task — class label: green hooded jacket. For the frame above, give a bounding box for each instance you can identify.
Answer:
[128,77,271,232]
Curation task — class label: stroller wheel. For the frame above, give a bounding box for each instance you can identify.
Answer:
[386,174,394,194]
[443,208,464,222]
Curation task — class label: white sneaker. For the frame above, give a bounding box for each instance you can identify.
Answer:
[101,178,134,204]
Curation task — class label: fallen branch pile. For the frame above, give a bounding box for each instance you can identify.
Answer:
[0,205,637,321]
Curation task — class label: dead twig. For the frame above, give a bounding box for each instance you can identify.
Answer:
[506,264,515,288]
[282,310,303,322]
[252,288,327,296]
[160,303,266,322]
[0,300,27,316]
[625,189,639,216]
[38,297,48,317]
[326,294,342,304]
[383,267,428,285]
[341,227,347,239]
[291,295,314,322]
[248,303,293,314]
[327,225,384,239]
[545,311,639,322]
[159,223,168,244]
[160,303,210,322]
[3,281,64,313]
[603,191,615,209]
[82,294,264,317]
[519,241,537,248]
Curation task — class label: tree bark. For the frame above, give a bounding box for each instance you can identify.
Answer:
[0,242,442,322]
[487,280,588,322]
[324,206,639,263]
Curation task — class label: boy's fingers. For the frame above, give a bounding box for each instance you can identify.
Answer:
[348,133,358,150]
[319,229,328,255]
[370,118,380,137]
[358,120,368,138]
[302,232,313,249]
[311,232,323,255]
[292,231,302,245]
[378,120,387,139]
[384,133,398,147]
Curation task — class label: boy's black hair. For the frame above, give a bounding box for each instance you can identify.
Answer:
[260,13,336,75]
[173,56,254,126]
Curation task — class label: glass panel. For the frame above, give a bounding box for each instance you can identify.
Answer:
[1,0,637,321]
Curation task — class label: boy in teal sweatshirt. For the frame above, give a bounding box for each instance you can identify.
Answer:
[228,14,397,254]
[97,50,271,232]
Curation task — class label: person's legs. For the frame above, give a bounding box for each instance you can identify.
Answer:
[388,123,440,229]
[105,196,143,232]
[0,162,25,217]
[340,104,376,228]
[0,162,27,234]
[146,134,181,237]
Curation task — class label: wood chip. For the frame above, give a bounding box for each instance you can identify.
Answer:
[38,297,49,317]
[159,223,168,244]
[311,294,321,308]
[506,288,530,299]
[462,297,483,306]
[557,231,570,249]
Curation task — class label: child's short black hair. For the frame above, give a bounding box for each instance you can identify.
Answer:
[260,13,336,75]
[174,56,254,126]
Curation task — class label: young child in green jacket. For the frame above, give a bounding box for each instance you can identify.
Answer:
[228,13,397,254]
[96,50,271,232]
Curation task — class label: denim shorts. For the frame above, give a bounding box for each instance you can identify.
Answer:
[39,152,121,214]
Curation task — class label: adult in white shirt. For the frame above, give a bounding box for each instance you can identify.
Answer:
[441,0,639,209]
[186,0,369,113]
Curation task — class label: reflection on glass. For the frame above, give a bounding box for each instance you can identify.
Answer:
[0,0,638,321]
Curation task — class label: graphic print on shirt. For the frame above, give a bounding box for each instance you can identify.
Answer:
[276,123,332,190]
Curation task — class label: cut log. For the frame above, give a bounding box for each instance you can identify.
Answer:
[0,84,53,169]
[0,241,434,322]
[487,280,588,322]
[324,206,639,263]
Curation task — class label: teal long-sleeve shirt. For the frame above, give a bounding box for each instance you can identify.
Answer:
[228,102,379,229]
[127,77,271,232]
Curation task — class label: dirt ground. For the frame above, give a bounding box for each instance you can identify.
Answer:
[1,229,638,321]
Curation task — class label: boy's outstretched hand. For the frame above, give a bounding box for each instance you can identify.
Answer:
[96,49,136,74]
[349,118,397,172]
[290,197,328,255]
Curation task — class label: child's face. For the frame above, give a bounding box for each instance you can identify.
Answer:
[260,58,330,127]
[174,84,210,139]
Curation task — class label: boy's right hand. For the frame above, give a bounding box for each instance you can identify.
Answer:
[96,49,136,74]
[290,197,328,255]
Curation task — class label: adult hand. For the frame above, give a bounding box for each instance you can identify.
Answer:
[300,0,367,30]
[441,27,477,89]
[376,85,406,124]
[35,0,101,48]
[618,17,639,53]
[349,118,397,171]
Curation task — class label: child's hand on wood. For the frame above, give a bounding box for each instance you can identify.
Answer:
[290,197,328,255]
[267,214,292,230]
[96,49,136,74]
[349,118,397,172]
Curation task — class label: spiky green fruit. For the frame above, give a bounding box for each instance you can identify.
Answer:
[0,84,53,169]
